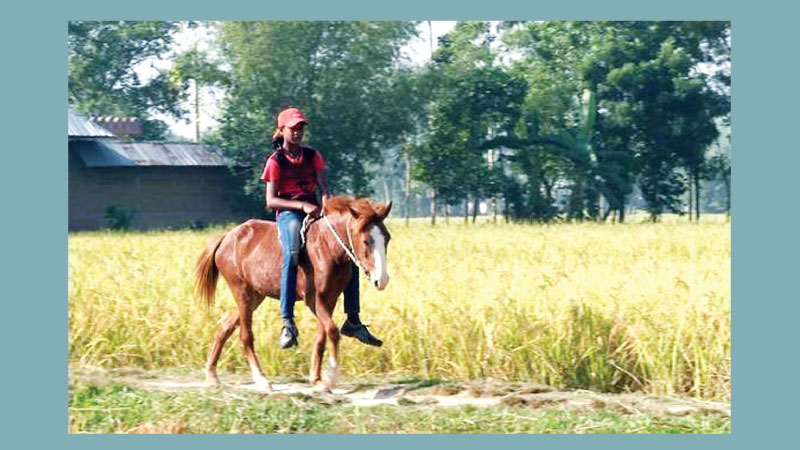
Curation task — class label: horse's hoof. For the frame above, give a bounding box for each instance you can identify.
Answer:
[311,380,331,393]
[206,372,221,387]
[254,378,273,393]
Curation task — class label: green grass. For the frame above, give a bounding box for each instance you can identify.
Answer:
[68,382,730,434]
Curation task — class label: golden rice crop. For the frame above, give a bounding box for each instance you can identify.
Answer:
[68,216,730,400]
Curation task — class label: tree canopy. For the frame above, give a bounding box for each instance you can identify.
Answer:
[68,21,186,140]
[68,20,731,222]
[213,21,420,215]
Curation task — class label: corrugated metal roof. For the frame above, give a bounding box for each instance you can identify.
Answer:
[68,109,116,138]
[71,140,230,167]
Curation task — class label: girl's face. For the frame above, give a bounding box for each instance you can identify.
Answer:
[281,122,306,146]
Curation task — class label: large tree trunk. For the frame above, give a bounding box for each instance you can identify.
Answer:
[570,178,585,221]
[602,206,613,223]
[430,189,438,226]
[724,173,731,221]
[383,180,391,204]
[694,170,701,223]
[472,197,479,224]
[404,149,411,226]
[688,179,694,222]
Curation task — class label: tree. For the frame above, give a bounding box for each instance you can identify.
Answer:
[68,21,185,140]
[414,22,527,225]
[503,21,730,221]
[601,35,727,220]
[501,21,611,221]
[705,118,731,219]
[214,21,419,216]
[171,42,228,142]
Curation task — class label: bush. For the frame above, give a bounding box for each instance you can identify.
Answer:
[105,206,136,230]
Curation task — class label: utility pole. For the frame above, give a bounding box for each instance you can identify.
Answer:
[428,20,436,226]
[428,21,434,57]
[194,79,200,142]
[488,124,498,223]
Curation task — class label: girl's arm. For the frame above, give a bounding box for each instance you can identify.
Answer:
[266,182,320,216]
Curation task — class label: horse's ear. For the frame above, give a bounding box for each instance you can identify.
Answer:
[375,201,392,220]
[347,205,361,219]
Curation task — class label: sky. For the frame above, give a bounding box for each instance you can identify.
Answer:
[147,21,458,141]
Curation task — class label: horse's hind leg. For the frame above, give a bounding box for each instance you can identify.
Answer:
[235,290,271,392]
[205,309,239,385]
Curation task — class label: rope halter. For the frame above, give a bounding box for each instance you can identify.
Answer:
[324,215,369,277]
[300,213,369,277]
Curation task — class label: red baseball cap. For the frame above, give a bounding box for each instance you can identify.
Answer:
[277,107,308,129]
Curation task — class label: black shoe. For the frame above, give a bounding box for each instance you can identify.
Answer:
[279,321,298,349]
[340,320,383,347]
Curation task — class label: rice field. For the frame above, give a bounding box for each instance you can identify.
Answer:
[68,216,730,401]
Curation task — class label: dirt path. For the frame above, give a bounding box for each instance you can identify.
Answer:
[70,368,730,417]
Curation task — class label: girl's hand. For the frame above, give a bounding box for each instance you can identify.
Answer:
[302,202,321,218]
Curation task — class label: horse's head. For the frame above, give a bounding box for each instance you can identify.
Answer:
[324,198,392,290]
[348,199,392,290]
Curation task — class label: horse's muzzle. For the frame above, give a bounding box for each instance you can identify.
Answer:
[372,274,389,291]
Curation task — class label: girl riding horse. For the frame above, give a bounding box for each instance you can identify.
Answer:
[262,106,383,349]
[195,196,392,391]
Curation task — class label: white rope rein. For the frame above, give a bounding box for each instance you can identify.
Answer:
[300,214,313,248]
[323,215,368,276]
[298,213,367,276]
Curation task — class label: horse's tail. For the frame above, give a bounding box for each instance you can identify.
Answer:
[195,233,226,310]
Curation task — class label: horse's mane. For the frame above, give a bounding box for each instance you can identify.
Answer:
[323,197,378,221]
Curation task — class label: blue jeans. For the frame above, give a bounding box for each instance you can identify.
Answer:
[276,210,360,320]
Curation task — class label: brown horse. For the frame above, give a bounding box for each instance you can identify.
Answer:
[194,197,392,391]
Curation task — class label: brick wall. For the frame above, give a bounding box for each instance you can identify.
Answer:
[69,152,246,230]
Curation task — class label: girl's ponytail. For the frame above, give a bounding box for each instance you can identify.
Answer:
[271,128,283,149]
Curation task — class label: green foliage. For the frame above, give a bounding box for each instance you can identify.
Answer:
[67,20,731,221]
[104,205,136,230]
[213,21,420,215]
[414,22,527,213]
[68,21,185,140]
[171,46,227,88]
[502,21,730,221]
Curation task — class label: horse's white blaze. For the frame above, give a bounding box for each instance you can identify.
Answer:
[369,225,389,290]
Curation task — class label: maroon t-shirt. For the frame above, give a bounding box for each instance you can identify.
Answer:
[260,147,326,206]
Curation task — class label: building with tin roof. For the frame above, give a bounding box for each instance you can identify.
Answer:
[68,110,245,230]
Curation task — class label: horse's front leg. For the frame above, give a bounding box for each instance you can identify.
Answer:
[310,319,326,390]
[322,299,341,388]
[311,293,340,390]
[301,267,328,391]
